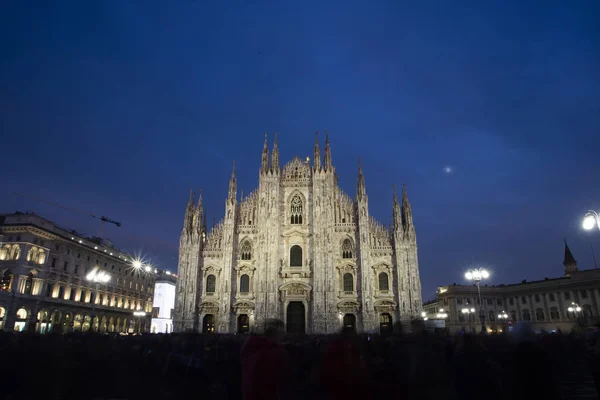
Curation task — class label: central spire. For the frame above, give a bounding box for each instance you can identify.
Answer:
[228,160,237,202]
[261,132,269,174]
[313,132,321,172]
[357,157,366,201]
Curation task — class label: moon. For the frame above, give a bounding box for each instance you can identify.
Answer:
[444,166,453,174]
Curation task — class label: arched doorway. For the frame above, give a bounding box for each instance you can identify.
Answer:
[202,314,215,333]
[237,314,249,334]
[343,314,356,331]
[379,313,392,335]
[286,302,305,334]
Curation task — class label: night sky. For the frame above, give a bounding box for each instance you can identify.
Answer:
[2,1,599,300]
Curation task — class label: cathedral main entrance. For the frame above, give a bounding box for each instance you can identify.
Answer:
[286,302,305,334]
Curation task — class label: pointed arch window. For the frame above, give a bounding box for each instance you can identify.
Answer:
[378,272,389,291]
[290,195,303,224]
[343,273,354,292]
[206,275,216,293]
[290,245,302,267]
[240,241,252,260]
[342,239,353,259]
[24,272,34,295]
[240,274,250,293]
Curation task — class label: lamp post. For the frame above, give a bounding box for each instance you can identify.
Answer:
[86,269,110,332]
[498,311,508,334]
[465,268,490,333]
[461,308,476,333]
[583,211,600,231]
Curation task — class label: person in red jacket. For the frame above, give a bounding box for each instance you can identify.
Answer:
[241,319,290,400]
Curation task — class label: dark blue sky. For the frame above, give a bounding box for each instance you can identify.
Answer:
[2,1,599,300]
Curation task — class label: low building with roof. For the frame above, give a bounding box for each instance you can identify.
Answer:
[423,241,600,334]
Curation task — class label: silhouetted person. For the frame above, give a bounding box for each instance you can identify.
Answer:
[241,319,290,400]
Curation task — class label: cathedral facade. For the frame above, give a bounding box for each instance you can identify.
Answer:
[174,133,422,334]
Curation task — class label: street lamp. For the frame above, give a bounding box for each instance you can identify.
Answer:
[462,308,476,333]
[567,302,581,314]
[497,311,508,320]
[465,268,490,333]
[583,211,600,231]
[86,268,111,332]
[436,308,448,319]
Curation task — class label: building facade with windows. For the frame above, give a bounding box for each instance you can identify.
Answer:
[0,212,157,333]
[423,242,600,334]
[174,133,423,334]
[151,271,176,333]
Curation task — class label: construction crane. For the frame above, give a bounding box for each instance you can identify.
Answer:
[10,192,121,238]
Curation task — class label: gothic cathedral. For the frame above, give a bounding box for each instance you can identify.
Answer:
[174,133,422,334]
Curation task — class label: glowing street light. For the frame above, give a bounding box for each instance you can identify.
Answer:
[583,211,600,231]
[498,311,508,320]
[465,267,490,333]
[567,302,582,313]
[132,260,143,270]
[436,308,448,319]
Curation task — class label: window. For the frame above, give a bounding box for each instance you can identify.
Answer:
[240,274,250,293]
[534,294,540,303]
[497,298,502,306]
[67,249,71,255]
[535,308,545,321]
[51,257,57,268]
[564,292,571,300]
[69,289,76,301]
[46,283,53,297]
[456,298,463,304]
[206,275,216,293]
[24,272,34,295]
[584,304,593,318]
[77,253,81,259]
[487,298,493,305]
[290,195,303,224]
[458,313,465,322]
[581,290,588,299]
[522,309,531,321]
[509,298,514,305]
[63,261,68,271]
[74,265,79,274]
[488,311,495,322]
[521,296,527,304]
[550,307,560,320]
[240,241,252,260]
[549,293,555,302]
[378,272,389,291]
[0,270,13,291]
[342,239,353,259]
[343,273,353,292]
[58,286,65,300]
[511,310,517,321]
[290,245,302,267]
[81,290,87,302]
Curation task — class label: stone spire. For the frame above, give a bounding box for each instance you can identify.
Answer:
[357,157,367,201]
[313,131,321,172]
[228,161,237,203]
[563,238,578,276]
[261,133,269,174]
[401,184,415,238]
[392,184,401,231]
[323,131,333,171]
[271,132,280,173]
[194,189,203,236]
[183,189,195,234]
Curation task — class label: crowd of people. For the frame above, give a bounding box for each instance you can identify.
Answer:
[1,320,599,400]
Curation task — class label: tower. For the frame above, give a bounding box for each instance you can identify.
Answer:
[563,239,578,276]
[174,189,204,331]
